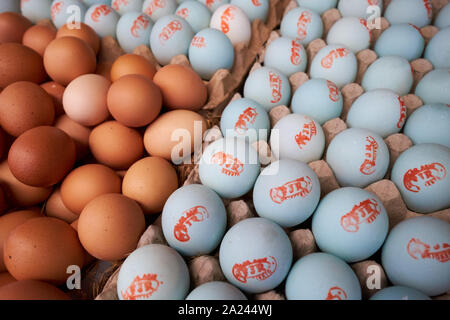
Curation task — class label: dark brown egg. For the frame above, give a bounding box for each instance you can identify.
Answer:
[0,12,32,44]
[0,280,69,300]
[22,24,57,56]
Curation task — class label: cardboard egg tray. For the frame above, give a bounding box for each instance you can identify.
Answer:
[87,0,450,300]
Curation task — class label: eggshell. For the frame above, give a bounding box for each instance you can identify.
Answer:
[0,280,69,300]
[153,64,207,111]
[45,188,78,223]
[54,115,91,160]
[326,17,371,53]
[0,12,32,43]
[230,0,269,22]
[90,120,144,169]
[144,109,206,163]
[175,1,211,33]
[263,37,307,77]
[4,217,85,284]
[20,0,52,23]
[297,0,336,14]
[107,74,162,127]
[110,54,156,82]
[414,68,450,105]
[8,126,76,187]
[424,27,450,69]
[60,164,122,215]
[0,188,6,215]
[122,157,178,214]
[117,244,190,300]
[337,0,383,19]
[0,0,20,14]
[198,0,229,12]
[434,3,450,29]
[142,0,177,22]
[186,281,247,300]
[0,272,15,288]
[210,4,251,46]
[280,7,323,46]
[56,22,100,54]
[22,24,57,57]
[370,286,430,300]
[112,0,143,15]
[384,0,432,28]
[41,81,65,116]
[50,0,87,29]
[116,12,153,54]
[84,4,120,38]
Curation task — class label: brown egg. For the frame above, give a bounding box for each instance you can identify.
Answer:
[107,74,162,127]
[122,157,178,214]
[89,121,144,170]
[60,164,122,215]
[0,43,46,88]
[78,193,145,261]
[153,64,207,111]
[144,110,207,162]
[110,54,157,82]
[40,81,65,116]
[0,187,6,216]
[7,126,76,187]
[69,219,96,267]
[0,127,5,160]
[0,209,42,272]
[43,36,96,86]
[0,12,32,43]
[56,22,100,54]
[0,272,15,288]
[0,280,69,300]
[0,81,55,137]
[22,24,56,56]
[45,188,78,224]
[54,115,91,160]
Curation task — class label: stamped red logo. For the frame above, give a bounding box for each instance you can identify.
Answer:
[234,107,258,134]
[422,0,432,19]
[21,0,30,6]
[191,36,206,48]
[296,11,312,41]
[367,0,380,5]
[205,0,214,9]
[360,18,371,40]
[326,286,348,300]
[321,47,350,69]
[407,238,449,263]
[176,7,189,19]
[211,151,244,176]
[158,19,182,45]
[251,0,262,6]
[270,176,313,204]
[408,23,421,33]
[403,163,447,193]
[173,206,209,242]
[51,1,63,20]
[144,0,165,16]
[327,80,340,102]
[295,120,317,150]
[359,136,378,175]
[268,71,283,104]
[130,14,150,37]
[112,0,128,10]
[91,5,112,22]
[340,199,381,233]
[397,96,407,128]
[232,256,277,283]
[221,6,235,34]
[121,274,162,300]
[290,40,303,66]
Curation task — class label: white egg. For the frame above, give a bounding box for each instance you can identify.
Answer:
[209,4,251,46]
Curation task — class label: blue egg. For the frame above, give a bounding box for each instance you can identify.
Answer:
[382,216,450,296]
[83,0,111,6]
[51,0,87,29]
[230,0,269,22]
[362,56,413,96]
[186,281,247,300]
[312,187,389,262]
[84,4,120,38]
[326,17,371,53]
[403,104,450,148]
[280,7,323,46]
[188,28,234,80]
[374,24,425,61]
[291,78,343,125]
[142,0,177,22]
[309,44,357,88]
[285,252,362,300]
[21,0,52,23]
[219,217,293,293]
[415,68,450,105]
[243,67,291,112]
[326,128,390,188]
[161,184,227,256]
[198,0,229,12]
[220,98,270,142]
[175,1,211,33]
[424,27,450,69]
[297,0,336,15]
[149,14,194,65]
[0,0,19,13]
[384,0,432,28]
[264,37,307,77]
[199,137,260,199]
[370,286,431,300]
[253,159,321,227]
[111,0,142,15]
[116,12,153,52]
[434,3,450,29]
[337,0,383,19]
[390,143,450,213]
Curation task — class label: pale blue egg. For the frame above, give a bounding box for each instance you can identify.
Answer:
[297,0,337,15]
[219,217,293,293]
[186,281,247,300]
[384,0,432,28]
[326,17,371,53]
[326,128,390,187]
[243,67,291,112]
[270,114,325,163]
[188,28,234,80]
[434,3,450,29]
[361,56,413,96]
[280,7,323,46]
[0,0,20,13]
[310,44,357,88]
[149,14,194,65]
[199,137,260,198]
[390,143,450,213]
[83,0,111,6]
[370,286,431,300]
[337,0,383,19]
[21,0,52,23]
[117,244,190,300]
[381,216,450,296]
[111,0,142,15]
[374,23,424,61]
[291,78,343,125]
[403,104,450,148]
[51,0,87,29]
[415,68,450,105]
[220,98,270,142]
[142,0,177,22]
[346,89,407,138]
[264,37,307,77]
[175,1,211,33]
[424,27,450,69]
[230,0,269,22]
[84,4,119,37]
[285,252,362,300]
[253,159,321,227]
[198,0,229,12]
[116,12,153,53]
[312,187,389,262]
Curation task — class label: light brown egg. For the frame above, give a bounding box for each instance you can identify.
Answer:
[107,74,162,127]
[8,126,76,187]
[43,36,96,86]
[60,164,122,215]
[110,54,156,82]
[0,12,32,43]
[56,22,100,54]
[89,121,144,170]
[40,81,65,116]
[153,64,207,111]
[45,188,78,224]
[122,157,178,214]
[0,272,15,288]
[0,81,54,137]
[144,110,207,162]
[22,24,56,56]
[0,280,69,300]
[78,193,146,261]
[54,115,91,160]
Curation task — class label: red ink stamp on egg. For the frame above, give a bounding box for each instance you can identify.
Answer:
[51,1,63,20]
[269,71,282,104]
[359,136,378,175]
[295,120,317,150]
[403,163,447,193]
[191,36,206,48]
[234,107,258,134]
[340,198,381,233]
[290,40,302,66]
[270,176,313,204]
[296,11,312,41]
[407,238,449,263]
[221,6,235,34]
[112,0,129,10]
[144,0,165,16]
[422,0,432,19]
[211,152,244,176]
[397,96,406,128]
[176,8,189,19]
[130,14,150,37]
[359,18,371,41]
[327,80,340,102]
[251,0,262,6]
[121,274,162,300]
[321,48,350,69]
[232,256,277,283]
[326,286,348,300]
[91,5,112,22]
[173,205,209,242]
[158,19,183,45]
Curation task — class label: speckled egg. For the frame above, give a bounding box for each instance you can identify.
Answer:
[434,3,450,29]
[111,0,142,14]
[51,0,87,29]
[210,4,251,46]
[384,0,432,28]
[370,286,431,300]
[230,0,269,22]
[280,7,323,46]
[186,281,247,300]
[297,0,336,14]
[337,0,383,18]
[142,0,177,22]
[84,4,119,38]
[175,1,211,33]
[263,37,307,77]
[326,17,371,53]
[116,12,153,53]
[21,0,52,23]
[374,24,424,61]
[424,27,450,69]
[414,68,450,105]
